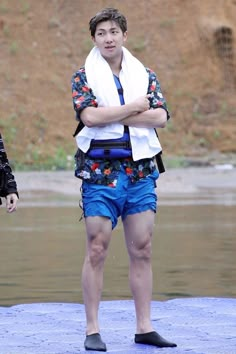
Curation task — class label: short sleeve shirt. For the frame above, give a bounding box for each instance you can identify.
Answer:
[71,67,169,187]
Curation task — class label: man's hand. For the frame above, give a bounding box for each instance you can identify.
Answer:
[131,94,151,114]
[6,193,18,213]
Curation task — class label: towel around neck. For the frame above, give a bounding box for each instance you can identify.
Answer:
[76,46,162,161]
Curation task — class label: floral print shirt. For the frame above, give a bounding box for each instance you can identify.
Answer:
[71,67,169,187]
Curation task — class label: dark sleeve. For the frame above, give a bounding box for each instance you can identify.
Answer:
[71,67,98,121]
[146,68,170,120]
[0,133,19,198]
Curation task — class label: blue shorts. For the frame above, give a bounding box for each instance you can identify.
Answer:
[81,167,159,229]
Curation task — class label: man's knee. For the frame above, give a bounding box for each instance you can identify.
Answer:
[129,239,152,261]
[87,236,109,267]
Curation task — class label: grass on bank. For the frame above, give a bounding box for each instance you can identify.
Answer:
[6,140,236,172]
[11,147,75,171]
[10,154,200,172]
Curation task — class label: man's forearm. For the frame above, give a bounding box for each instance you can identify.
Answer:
[80,103,140,127]
[80,95,151,127]
[121,108,167,129]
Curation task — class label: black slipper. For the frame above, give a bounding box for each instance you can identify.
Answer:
[135,331,177,348]
[84,333,107,351]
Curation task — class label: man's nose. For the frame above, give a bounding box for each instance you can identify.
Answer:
[105,33,113,42]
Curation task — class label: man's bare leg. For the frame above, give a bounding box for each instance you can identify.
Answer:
[123,211,177,348]
[123,210,154,333]
[82,216,112,351]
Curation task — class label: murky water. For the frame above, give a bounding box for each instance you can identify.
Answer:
[0,190,235,306]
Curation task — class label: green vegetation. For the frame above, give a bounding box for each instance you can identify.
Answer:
[13,146,75,171]
[159,18,176,28]
[46,146,74,171]
[9,41,19,55]
[129,37,147,53]
[21,1,30,14]
[0,1,8,13]
[21,72,29,81]
[3,23,10,36]
[213,130,221,139]
[81,38,93,55]
[164,156,189,169]
[0,115,18,144]
[165,119,175,132]
[48,17,60,29]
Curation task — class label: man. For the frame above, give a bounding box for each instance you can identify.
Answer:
[71,7,177,352]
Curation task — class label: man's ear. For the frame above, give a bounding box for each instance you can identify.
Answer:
[123,31,128,42]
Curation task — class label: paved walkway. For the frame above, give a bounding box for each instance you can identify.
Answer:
[0,297,235,353]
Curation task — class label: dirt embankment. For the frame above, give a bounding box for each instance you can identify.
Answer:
[0,0,236,167]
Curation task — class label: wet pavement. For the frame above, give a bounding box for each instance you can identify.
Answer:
[0,298,236,353]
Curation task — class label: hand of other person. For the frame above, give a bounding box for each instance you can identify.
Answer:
[6,193,18,213]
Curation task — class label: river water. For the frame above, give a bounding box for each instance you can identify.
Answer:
[0,181,236,306]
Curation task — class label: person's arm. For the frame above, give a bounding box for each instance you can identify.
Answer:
[80,95,150,127]
[0,133,19,212]
[121,68,170,129]
[121,107,167,128]
[71,68,149,127]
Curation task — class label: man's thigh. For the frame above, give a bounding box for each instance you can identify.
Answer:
[85,215,113,240]
[122,171,158,221]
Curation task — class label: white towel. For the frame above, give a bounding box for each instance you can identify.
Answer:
[76,46,162,161]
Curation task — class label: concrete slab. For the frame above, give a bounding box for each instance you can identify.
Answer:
[0,298,235,353]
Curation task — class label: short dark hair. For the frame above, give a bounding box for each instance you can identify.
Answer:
[89,8,127,37]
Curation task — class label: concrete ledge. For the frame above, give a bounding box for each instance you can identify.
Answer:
[0,298,236,353]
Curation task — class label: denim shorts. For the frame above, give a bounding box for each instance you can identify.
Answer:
[81,167,159,229]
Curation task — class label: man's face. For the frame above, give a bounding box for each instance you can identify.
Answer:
[92,20,127,61]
